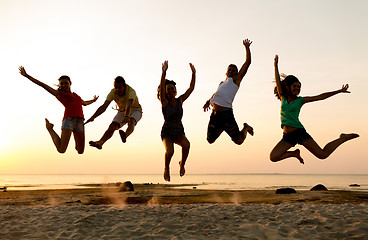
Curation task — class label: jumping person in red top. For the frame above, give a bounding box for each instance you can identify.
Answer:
[19,66,98,154]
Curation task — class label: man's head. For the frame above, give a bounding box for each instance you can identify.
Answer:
[114,76,127,96]
[226,64,238,78]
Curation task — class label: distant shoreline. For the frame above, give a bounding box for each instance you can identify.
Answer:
[1,173,367,192]
[2,181,367,192]
[1,184,368,206]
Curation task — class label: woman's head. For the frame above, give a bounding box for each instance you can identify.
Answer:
[157,79,177,100]
[58,75,71,92]
[274,75,301,100]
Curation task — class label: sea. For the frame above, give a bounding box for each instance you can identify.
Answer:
[0,174,367,191]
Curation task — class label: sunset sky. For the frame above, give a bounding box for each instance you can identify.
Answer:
[1,0,367,176]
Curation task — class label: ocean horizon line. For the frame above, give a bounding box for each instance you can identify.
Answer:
[1,173,367,176]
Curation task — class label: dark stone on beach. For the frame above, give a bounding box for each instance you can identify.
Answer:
[310,184,328,191]
[275,188,297,194]
[349,184,360,187]
[118,181,134,192]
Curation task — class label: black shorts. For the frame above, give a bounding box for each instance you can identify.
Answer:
[207,109,241,143]
[282,128,313,146]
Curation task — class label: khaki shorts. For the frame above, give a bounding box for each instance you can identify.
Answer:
[112,108,142,127]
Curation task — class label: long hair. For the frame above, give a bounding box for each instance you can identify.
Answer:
[274,75,300,100]
[57,75,71,91]
[157,79,176,100]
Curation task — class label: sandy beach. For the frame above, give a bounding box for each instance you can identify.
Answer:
[1,185,367,239]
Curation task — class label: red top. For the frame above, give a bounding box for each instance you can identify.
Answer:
[57,91,84,120]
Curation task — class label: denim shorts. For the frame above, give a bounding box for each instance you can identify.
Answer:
[282,128,312,146]
[61,117,85,132]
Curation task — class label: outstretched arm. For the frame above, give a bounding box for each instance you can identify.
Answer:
[179,63,196,103]
[19,66,59,97]
[274,55,283,100]
[233,38,252,86]
[160,60,168,105]
[84,100,111,124]
[83,95,99,106]
[303,84,350,103]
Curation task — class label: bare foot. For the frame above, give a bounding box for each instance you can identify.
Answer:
[89,141,102,150]
[45,118,54,130]
[294,149,304,164]
[179,161,185,177]
[244,123,254,136]
[119,130,127,143]
[164,168,170,182]
[340,133,359,142]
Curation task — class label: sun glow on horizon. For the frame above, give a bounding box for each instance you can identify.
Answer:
[1,0,367,175]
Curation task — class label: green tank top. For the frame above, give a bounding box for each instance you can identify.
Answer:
[280,96,304,129]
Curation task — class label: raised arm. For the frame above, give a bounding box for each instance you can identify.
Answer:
[19,66,59,97]
[274,55,283,100]
[179,63,196,103]
[84,100,111,124]
[159,60,168,105]
[233,38,252,86]
[83,95,99,106]
[303,84,350,103]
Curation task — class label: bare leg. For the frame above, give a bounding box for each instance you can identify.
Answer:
[125,118,136,138]
[45,118,72,153]
[163,138,174,182]
[243,123,254,136]
[270,140,304,164]
[119,118,136,143]
[302,133,359,159]
[176,135,190,177]
[73,131,85,154]
[233,123,254,145]
[90,122,120,149]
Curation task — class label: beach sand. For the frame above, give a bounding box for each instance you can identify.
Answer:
[0,184,367,239]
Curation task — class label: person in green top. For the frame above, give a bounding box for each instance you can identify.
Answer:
[270,55,359,164]
[85,76,142,149]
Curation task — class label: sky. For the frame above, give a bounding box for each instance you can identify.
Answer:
[0,0,367,175]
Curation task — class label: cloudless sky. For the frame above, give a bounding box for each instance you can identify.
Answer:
[1,0,367,176]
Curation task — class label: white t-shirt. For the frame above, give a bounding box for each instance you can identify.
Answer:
[210,78,239,108]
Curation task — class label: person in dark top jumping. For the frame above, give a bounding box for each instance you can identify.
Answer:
[158,60,196,181]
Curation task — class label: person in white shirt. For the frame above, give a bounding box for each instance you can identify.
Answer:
[203,38,254,145]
